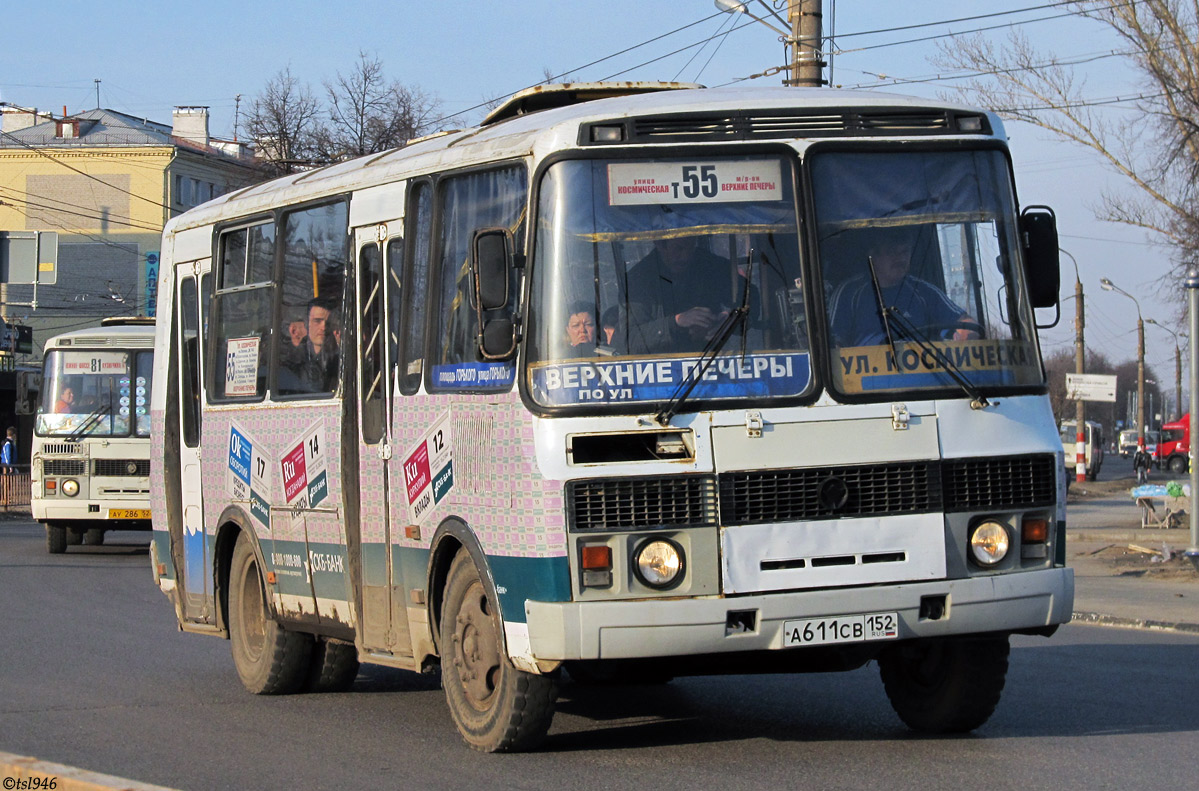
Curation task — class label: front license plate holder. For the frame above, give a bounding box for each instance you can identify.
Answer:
[782,612,899,647]
[108,508,150,519]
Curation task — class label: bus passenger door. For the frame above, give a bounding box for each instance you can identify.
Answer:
[354,229,410,656]
[177,262,212,622]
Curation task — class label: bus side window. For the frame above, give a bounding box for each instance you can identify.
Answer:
[400,181,432,395]
[429,166,526,391]
[359,243,385,442]
[180,276,201,445]
[274,201,348,398]
[386,236,404,392]
[212,224,274,401]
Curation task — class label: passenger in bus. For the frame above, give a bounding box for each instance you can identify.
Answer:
[54,387,76,413]
[562,303,597,357]
[827,231,978,347]
[282,298,340,393]
[601,306,619,346]
[623,235,735,354]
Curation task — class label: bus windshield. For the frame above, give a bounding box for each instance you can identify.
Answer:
[527,155,811,408]
[811,149,1043,397]
[36,349,153,438]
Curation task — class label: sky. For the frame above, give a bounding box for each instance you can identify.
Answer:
[2,0,1187,401]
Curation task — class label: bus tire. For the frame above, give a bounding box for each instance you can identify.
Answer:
[877,634,1009,734]
[1169,455,1187,474]
[46,523,67,554]
[305,640,359,693]
[440,550,557,752]
[229,532,312,695]
[84,528,105,545]
[67,528,83,546]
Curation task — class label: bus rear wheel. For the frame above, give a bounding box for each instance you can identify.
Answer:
[877,634,1009,733]
[440,551,557,752]
[84,528,105,545]
[305,639,359,692]
[46,523,67,554]
[229,532,312,695]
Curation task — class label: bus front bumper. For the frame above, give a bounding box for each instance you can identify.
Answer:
[524,566,1073,662]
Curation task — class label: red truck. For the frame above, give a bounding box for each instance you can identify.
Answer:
[1156,413,1190,473]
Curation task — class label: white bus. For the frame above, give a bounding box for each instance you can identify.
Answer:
[150,83,1072,751]
[33,317,155,553]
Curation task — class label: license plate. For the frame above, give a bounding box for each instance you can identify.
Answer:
[782,612,899,647]
[108,508,150,519]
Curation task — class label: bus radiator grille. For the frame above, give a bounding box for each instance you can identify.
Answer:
[567,474,718,531]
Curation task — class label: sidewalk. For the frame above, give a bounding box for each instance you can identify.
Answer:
[1066,473,1199,633]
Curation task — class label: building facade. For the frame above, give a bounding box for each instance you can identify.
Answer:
[0,105,265,446]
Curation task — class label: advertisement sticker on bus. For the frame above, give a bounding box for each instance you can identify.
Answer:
[529,352,811,405]
[404,412,454,524]
[281,420,329,509]
[225,337,260,396]
[227,422,271,526]
[608,160,783,206]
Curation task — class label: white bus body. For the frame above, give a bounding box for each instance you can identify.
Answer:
[33,318,155,553]
[150,84,1072,751]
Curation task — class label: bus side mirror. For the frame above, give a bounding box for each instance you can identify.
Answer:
[1020,205,1060,309]
[471,228,517,360]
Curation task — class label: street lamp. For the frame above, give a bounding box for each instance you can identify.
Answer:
[1100,277,1146,452]
[1145,318,1183,423]
[1062,249,1087,482]
[715,0,824,87]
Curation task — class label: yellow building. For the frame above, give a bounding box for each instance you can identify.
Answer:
[0,105,263,352]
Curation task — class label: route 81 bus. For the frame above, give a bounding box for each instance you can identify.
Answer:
[150,83,1073,751]
[33,317,155,553]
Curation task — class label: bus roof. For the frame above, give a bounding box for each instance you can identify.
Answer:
[163,85,1005,236]
[44,321,157,350]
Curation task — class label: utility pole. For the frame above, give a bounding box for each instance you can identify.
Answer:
[1062,250,1087,482]
[94,79,101,109]
[1074,274,1087,482]
[234,94,242,143]
[788,0,825,87]
[1101,277,1146,451]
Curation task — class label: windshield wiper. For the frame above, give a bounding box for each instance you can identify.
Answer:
[883,310,992,409]
[67,403,112,441]
[655,258,754,426]
[865,254,901,370]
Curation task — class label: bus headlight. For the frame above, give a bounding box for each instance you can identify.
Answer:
[969,521,1009,565]
[634,538,684,588]
[61,478,80,497]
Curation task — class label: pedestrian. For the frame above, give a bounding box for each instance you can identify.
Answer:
[1,427,16,473]
[1133,444,1152,484]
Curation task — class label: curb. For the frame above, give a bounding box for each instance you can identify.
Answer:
[0,752,178,791]
[1071,611,1199,635]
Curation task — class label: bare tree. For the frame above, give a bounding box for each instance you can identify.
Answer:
[245,67,321,175]
[934,1,1199,306]
[314,52,442,162]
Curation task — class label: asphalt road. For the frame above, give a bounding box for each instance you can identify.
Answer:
[2,517,1198,791]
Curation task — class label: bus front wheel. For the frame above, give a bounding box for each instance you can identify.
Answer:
[877,634,1009,733]
[229,532,312,695]
[440,550,557,752]
[46,523,67,554]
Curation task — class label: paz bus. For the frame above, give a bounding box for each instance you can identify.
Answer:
[33,317,155,553]
[150,82,1073,751]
